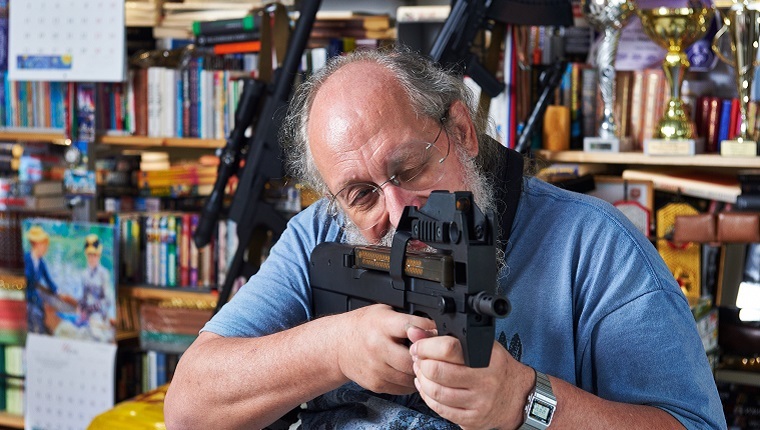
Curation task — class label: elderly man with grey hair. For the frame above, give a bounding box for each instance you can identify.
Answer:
[165,48,725,430]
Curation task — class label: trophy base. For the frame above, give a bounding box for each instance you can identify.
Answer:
[643,138,704,156]
[583,136,633,153]
[720,140,758,157]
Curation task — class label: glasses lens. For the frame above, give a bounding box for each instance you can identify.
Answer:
[334,183,385,230]
[331,126,449,231]
[390,138,447,191]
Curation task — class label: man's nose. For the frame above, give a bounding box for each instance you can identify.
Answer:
[383,186,424,227]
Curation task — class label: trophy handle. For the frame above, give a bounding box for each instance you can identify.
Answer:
[712,21,736,67]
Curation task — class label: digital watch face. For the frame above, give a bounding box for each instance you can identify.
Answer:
[529,399,554,425]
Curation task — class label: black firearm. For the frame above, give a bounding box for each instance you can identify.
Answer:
[309,191,510,368]
[195,0,322,314]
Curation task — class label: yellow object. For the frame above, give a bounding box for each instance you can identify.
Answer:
[87,384,168,430]
[26,225,49,243]
[542,105,570,151]
[656,202,701,307]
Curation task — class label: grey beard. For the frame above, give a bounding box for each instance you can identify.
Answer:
[341,154,504,267]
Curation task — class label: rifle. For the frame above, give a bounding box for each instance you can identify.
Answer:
[196,0,322,314]
[310,191,510,368]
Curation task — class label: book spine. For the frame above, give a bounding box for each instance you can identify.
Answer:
[196,30,260,47]
[729,98,740,140]
[167,215,177,288]
[212,40,262,56]
[190,214,199,287]
[717,98,733,145]
[705,97,721,153]
[193,14,256,36]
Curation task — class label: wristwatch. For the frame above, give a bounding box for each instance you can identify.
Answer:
[519,370,556,429]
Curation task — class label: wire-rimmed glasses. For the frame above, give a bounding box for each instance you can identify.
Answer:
[327,117,450,231]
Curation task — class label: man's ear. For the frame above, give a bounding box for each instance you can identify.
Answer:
[448,100,479,158]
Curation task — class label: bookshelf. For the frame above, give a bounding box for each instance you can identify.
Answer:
[0,131,225,150]
[121,285,217,306]
[537,149,760,169]
[0,411,23,429]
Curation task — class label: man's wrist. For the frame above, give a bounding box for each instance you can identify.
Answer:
[518,369,556,430]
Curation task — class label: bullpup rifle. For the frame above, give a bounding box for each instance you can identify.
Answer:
[310,191,510,368]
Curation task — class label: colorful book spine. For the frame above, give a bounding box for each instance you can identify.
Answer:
[180,213,191,287]
[192,14,257,36]
[190,214,199,287]
[167,215,177,288]
[717,98,733,147]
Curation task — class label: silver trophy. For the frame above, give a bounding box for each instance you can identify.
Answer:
[713,0,760,157]
[582,0,636,152]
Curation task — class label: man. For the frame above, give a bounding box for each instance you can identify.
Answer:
[165,48,725,429]
[23,225,59,335]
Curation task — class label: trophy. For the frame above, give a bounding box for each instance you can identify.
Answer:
[581,0,636,153]
[638,5,715,155]
[712,0,760,157]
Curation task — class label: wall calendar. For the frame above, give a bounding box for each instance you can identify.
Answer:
[8,0,125,82]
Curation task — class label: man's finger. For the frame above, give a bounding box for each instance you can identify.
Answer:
[406,324,437,343]
[410,335,466,364]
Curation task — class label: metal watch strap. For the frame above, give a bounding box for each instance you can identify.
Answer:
[518,371,556,430]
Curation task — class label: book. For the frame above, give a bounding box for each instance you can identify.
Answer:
[621,169,741,203]
[717,98,733,145]
[195,30,260,47]
[212,40,261,55]
[537,163,607,182]
[192,14,258,36]
[705,96,722,153]
[0,195,67,210]
[396,5,450,22]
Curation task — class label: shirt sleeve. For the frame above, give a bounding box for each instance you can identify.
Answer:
[202,200,340,338]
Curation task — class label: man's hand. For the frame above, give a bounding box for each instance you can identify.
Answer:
[408,326,535,430]
[337,304,437,395]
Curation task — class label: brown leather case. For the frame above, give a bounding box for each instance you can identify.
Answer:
[673,214,716,243]
[717,212,760,243]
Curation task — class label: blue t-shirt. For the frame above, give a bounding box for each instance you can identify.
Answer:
[204,177,726,429]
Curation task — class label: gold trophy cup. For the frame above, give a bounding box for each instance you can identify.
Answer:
[638,5,715,155]
[713,0,760,157]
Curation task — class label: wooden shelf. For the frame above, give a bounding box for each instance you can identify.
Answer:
[0,412,23,429]
[116,330,139,342]
[120,285,217,305]
[0,130,225,149]
[714,369,760,387]
[0,130,67,145]
[536,150,760,169]
[99,135,225,149]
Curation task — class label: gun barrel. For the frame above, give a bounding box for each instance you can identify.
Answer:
[469,291,510,318]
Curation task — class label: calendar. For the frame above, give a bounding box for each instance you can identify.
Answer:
[8,0,125,82]
[25,334,117,430]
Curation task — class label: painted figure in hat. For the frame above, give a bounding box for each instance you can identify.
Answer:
[23,225,59,334]
[78,234,114,341]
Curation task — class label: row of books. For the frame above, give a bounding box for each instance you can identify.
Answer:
[0,344,25,416]
[115,212,238,290]
[116,348,181,403]
[139,300,213,354]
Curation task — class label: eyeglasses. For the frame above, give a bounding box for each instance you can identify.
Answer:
[328,115,450,231]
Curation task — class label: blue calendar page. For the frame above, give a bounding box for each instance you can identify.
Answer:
[8,0,125,82]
